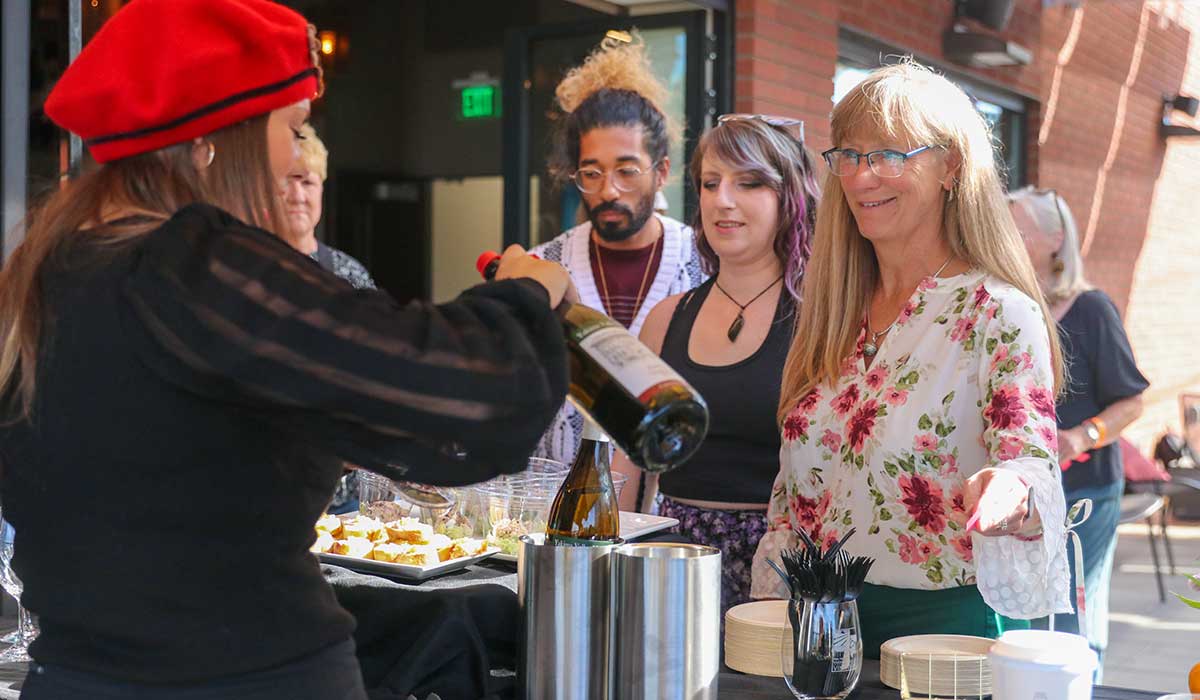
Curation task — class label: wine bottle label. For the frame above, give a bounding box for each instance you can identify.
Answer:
[546,534,617,547]
[574,324,690,403]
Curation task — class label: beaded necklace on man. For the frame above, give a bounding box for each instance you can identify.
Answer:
[592,233,660,326]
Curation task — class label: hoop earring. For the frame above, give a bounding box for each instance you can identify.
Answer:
[205,142,216,168]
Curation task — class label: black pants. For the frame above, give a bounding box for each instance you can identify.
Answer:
[20,638,367,700]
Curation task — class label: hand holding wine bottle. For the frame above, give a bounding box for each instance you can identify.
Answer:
[490,244,575,307]
[478,251,709,474]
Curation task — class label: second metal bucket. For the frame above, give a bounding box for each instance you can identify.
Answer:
[613,542,722,699]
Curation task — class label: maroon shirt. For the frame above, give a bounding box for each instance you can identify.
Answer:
[588,235,664,327]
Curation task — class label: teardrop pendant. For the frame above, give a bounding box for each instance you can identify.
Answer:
[863,342,878,358]
[727,313,745,342]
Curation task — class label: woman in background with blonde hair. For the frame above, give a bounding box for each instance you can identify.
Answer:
[751,60,1071,656]
[282,124,375,290]
[1009,186,1147,677]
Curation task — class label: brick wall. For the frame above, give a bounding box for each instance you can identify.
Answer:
[733,0,1200,452]
[1035,2,1200,452]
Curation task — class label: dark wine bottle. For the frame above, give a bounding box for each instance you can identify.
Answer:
[546,418,620,545]
[476,251,708,473]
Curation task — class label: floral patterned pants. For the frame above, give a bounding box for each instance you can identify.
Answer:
[658,496,768,613]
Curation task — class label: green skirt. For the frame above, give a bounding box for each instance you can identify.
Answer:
[855,582,1031,659]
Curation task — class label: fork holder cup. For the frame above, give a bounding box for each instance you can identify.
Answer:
[517,533,621,700]
[613,543,722,700]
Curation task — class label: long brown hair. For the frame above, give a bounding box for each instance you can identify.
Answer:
[777,61,1064,421]
[0,114,286,420]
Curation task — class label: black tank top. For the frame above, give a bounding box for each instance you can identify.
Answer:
[657,277,794,503]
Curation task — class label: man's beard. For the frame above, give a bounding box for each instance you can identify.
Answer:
[585,190,657,243]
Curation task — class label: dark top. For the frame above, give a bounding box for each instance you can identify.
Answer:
[1056,289,1149,496]
[314,241,376,291]
[588,237,664,327]
[657,278,794,503]
[0,203,567,683]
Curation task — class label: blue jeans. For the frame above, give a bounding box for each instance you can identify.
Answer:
[1038,480,1122,683]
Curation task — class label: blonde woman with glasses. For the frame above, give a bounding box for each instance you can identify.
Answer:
[750,61,1071,657]
[1009,186,1147,679]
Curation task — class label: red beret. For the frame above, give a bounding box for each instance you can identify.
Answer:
[45,0,320,164]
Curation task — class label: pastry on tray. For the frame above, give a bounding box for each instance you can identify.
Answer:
[311,530,335,554]
[367,542,408,563]
[393,544,440,567]
[340,515,385,542]
[384,517,433,545]
[443,537,488,561]
[329,536,374,559]
[315,513,343,538]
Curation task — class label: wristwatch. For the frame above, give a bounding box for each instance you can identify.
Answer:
[1082,419,1101,447]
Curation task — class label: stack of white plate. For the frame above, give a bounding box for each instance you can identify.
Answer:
[879,634,995,697]
[724,600,790,677]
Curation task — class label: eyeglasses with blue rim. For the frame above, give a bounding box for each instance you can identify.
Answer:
[821,145,932,178]
[717,113,805,142]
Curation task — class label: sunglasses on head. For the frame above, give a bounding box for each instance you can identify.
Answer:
[716,113,805,142]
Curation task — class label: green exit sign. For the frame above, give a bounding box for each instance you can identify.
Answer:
[460,85,499,120]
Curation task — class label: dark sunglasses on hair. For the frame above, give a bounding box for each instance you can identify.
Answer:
[717,113,805,142]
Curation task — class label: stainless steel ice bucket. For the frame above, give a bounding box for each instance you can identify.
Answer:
[613,542,721,699]
[517,533,621,700]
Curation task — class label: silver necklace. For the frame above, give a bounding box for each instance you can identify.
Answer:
[862,257,954,359]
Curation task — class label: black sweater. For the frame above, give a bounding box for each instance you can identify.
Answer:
[0,203,567,683]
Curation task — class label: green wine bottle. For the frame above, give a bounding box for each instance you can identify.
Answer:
[546,418,620,545]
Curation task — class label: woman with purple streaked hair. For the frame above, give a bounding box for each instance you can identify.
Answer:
[611,114,820,613]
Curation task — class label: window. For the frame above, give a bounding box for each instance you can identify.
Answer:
[833,34,1026,189]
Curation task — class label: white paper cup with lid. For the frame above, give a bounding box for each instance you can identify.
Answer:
[989,630,1097,700]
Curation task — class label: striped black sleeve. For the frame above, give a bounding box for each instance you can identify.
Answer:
[121,204,568,485]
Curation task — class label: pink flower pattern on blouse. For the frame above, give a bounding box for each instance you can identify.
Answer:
[754,273,1068,615]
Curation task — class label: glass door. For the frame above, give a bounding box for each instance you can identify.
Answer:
[501,10,728,248]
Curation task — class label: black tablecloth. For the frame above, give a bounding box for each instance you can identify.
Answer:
[717,660,1163,699]
[338,560,1166,700]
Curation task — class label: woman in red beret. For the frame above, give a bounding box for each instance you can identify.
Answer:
[0,0,570,697]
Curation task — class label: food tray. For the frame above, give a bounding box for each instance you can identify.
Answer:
[317,547,499,581]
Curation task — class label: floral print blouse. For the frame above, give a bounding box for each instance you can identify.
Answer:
[751,269,1072,619]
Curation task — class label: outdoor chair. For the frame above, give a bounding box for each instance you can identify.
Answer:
[1117,492,1169,602]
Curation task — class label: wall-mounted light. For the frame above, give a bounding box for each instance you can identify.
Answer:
[318,30,337,57]
[943,26,1032,68]
[955,0,1016,31]
[1162,93,1200,138]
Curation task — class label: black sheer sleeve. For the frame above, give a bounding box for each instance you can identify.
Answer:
[120,204,568,485]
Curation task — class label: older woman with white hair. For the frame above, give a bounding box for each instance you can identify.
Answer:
[1009,186,1147,677]
[283,124,375,290]
[751,61,1071,657]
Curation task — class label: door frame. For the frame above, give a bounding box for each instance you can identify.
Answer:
[501,9,729,248]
